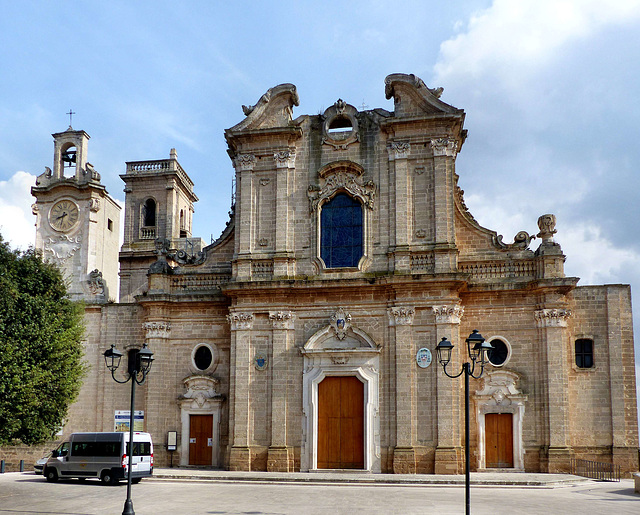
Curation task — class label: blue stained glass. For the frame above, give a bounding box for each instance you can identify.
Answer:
[321,193,363,268]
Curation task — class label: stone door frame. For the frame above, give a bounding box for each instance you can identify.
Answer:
[474,370,527,471]
[300,320,380,473]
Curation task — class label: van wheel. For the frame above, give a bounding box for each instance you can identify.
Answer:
[131,478,141,484]
[45,468,58,483]
[101,471,117,485]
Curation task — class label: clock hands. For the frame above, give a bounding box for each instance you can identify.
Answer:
[56,212,68,220]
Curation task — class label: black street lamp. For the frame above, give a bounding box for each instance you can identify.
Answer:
[436,330,493,515]
[103,343,154,515]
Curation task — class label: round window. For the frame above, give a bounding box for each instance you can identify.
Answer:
[488,339,509,367]
[193,345,213,371]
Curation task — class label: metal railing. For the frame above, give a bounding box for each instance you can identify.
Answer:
[570,458,620,482]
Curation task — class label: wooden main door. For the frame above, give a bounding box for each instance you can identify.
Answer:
[189,415,213,466]
[317,376,364,469]
[485,413,513,468]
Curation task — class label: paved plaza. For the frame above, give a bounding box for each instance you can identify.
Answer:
[0,470,638,515]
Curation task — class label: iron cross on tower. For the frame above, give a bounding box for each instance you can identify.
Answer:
[66,109,76,128]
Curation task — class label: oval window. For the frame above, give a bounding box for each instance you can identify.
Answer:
[488,339,509,367]
[193,345,213,371]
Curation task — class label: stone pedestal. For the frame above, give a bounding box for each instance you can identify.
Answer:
[267,446,294,472]
[434,446,463,474]
[393,447,416,474]
[229,446,251,471]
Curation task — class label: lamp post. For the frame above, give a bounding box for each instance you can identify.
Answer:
[435,330,492,515]
[104,343,154,515]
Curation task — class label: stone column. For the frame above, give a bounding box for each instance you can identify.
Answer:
[142,320,171,464]
[389,306,416,473]
[234,154,256,280]
[227,312,254,470]
[273,151,296,278]
[432,305,464,474]
[267,311,295,471]
[388,142,411,273]
[535,307,572,472]
[430,139,458,274]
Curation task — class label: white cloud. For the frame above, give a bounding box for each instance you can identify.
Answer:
[436,0,640,86]
[0,171,36,250]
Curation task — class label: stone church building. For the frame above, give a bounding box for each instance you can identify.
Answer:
[28,74,638,475]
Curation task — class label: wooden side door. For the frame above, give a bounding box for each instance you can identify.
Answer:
[189,414,213,466]
[317,376,364,469]
[485,413,514,468]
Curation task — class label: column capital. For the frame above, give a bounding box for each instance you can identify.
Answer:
[388,306,415,326]
[534,308,571,327]
[269,310,295,329]
[235,153,257,171]
[387,141,411,160]
[274,149,296,169]
[430,138,458,158]
[432,305,464,324]
[143,321,171,339]
[227,312,254,330]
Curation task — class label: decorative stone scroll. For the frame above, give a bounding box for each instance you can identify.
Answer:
[387,142,411,160]
[269,311,295,330]
[179,375,222,409]
[143,321,171,339]
[330,307,352,340]
[432,305,464,324]
[307,171,376,213]
[235,154,257,171]
[534,308,571,327]
[227,312,254,330]
[274,149,296,169]
[388,307,415,326]
[430,138,458,158]
[492,231,535,251]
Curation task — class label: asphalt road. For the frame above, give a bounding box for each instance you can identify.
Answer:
[0,472,638,515]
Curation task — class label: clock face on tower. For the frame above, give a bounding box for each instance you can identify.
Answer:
[49,199,80,232]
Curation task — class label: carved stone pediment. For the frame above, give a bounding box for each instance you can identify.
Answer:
[308,165,376,213]
[384,73,462,117]
[178,375,222,408]
[475,370,527,410]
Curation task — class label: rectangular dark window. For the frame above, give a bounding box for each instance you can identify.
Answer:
[575,338,594,368]
[108,219,113,231]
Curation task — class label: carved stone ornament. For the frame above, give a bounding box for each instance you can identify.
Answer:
[44,235,81,264]
[227,312,254,330]
[415,229,426,239]
[87,269,105,295]
[432,305,464,324]
[154,238,171,256]
[274,149,296,168]
[430,138,458,158]
[537,214,557,243]
[235,154,257,171]
[269,311,295,330]
[331,355,350,365]
[307,171,376,213]
[492,231,535,251]
[143,321,171,339]
[534,308,571,327]
[260,178,271,186]
[167,247,207,266]
[31,203,39,215]
[330,307,352,340]
[322,99,360,150]
[259,238,268,247]
[88,198,101,212]
[388,307,415,326]
[387,142,411,160]
[179,375,221,408]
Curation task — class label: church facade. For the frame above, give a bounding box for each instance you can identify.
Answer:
[29,74,638,475]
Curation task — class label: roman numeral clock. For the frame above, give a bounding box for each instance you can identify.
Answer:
[48,199,80,232]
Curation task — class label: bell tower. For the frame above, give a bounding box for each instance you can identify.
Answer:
[31,127,121,303]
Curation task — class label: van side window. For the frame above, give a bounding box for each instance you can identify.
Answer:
[132,441,151,456]
[72,441,120,457]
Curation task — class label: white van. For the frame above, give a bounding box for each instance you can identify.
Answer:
[43,432,153,485]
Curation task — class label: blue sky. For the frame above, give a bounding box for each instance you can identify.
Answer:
[2,1,640,380]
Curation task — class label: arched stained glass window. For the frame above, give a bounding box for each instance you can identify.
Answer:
[320,193,363,268]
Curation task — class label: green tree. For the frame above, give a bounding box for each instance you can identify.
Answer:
[0,234,86,445]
